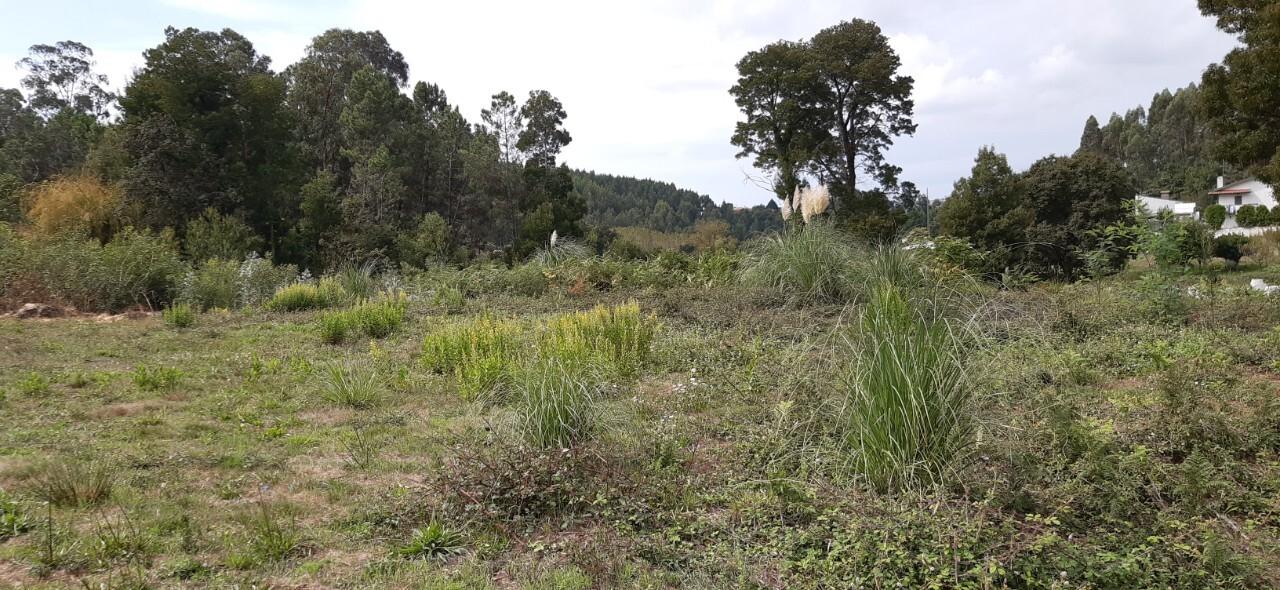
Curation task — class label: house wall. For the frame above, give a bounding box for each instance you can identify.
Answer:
[1216,180,1278,211]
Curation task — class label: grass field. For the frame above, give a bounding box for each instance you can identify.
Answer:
[1,254,1279,588]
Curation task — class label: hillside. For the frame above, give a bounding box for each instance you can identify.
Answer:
[571,170,782,239]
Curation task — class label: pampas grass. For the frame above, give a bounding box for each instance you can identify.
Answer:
[837,284,974,492]
[740,222,860,304]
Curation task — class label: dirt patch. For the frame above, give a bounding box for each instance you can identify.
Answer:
[91,400,167,419]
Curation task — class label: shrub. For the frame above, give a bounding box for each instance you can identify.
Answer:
[422,314,521,399]
[431,285,466,314]
[514,358,600,448]
[180,258,239,310]
[267,279,346,312]
[1203,204,1227,230]
[1236,204,1269,228]
[317,293,407,343]
[543,301,658,378]
[393,521,465,561]
[349,293,407,338]
[183,208,263,263]
[740,222,859,304]
[321,363,381,409]
[318,311,353,344]
[162,303,196,329]
[0,173,21,223]
[237,253,299,308]
[529,238,591,266]
[1213,234,1249,265]
[8,228,187,311]
[25,175,121,241]
[837,285,973,492]
[18,372,50,395]
[31,460,114,507]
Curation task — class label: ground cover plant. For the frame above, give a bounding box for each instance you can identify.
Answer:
[1,231,1279,590]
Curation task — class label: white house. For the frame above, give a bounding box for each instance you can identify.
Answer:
[1135,193,1198,219]
[1211,177,1277,232]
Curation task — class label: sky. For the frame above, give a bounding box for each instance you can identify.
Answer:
[0,0,1240,207]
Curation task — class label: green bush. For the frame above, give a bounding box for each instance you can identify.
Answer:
[1213,234,1249,264]
[132,365,183,391]
[162,303,196,329]
[1235,204,1271,228]
[335,262,379,300]
[267,279,347,312]
[838,285,973,492]
[397,212,450,267]
[180,258,239,310]
[422,313,521,399]
[318,311,353,344]
[1203,204,1227,230]
[236,254,299,308]
[543,301,658,378]
[317,293,407,343]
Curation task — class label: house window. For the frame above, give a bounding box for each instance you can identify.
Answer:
[1235,195,1244,206]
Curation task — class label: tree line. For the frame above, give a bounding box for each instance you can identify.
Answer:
[571,170,781,239]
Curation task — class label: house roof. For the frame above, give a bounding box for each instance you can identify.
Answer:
[1209,188,1251,195]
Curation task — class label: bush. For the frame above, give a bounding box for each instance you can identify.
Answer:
[267,279,347,312]
[132,365,182,390]
[740,222,859,304]
[180,258,239,310]
[422,313,521,399]
[838,285,973,492]
[1203,204,1227,230]
[1236,204,1271,228]
[317,293,407,343]
[335,261,379,300]
[25,175,121,241]
[236,253,299,308]
[183,208,263,263]
[0,173,21,223]
[1213,234,1249,265]
[162,303,196,329]
[543,301,658,378]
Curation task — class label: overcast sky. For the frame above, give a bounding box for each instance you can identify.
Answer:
[0,0,1239,206]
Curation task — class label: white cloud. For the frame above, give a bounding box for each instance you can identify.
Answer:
[159,0,296,22]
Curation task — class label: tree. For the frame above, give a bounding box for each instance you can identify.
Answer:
[729,40,821,207]
[807,19,916,209]
[1079,115,1104,155]
[482,91,524,165]
[1200,0,1280,182]
[119,27,297,244]
[184,207,263,262]
[936,147,1029,271]
[286,29,408,172]
[16,41,114,119]
[518,90,571,167]
[1019,153,1136,279]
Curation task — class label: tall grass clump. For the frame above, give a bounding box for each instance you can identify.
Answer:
[31,460,115,507]
[266,278,347,312]
[837,284,974,493]
[422,313,521,399]
[529,238,591,266]
[740,222,859,304]
[335,261,379,300]
[513,357,600,448]
[321,363,382,409]
[543,301,658,378]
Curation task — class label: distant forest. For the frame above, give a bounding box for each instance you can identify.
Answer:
[571,170,782,239]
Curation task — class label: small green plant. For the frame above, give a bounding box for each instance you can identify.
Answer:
[350,293,408,338]
[543,300,658,378]
[341,426,380,469]
[838,285,973,492]
[0,489,31,540]
[335,261,379,300]
[91,510,156,567]
[232,501,306,566]
[31,460,114,507]
[18,371,51,395]
[422,313,521,399]
[132,365,182,391]
[321,363,382,409]
[162,302,196,329]
[393,521,465,561]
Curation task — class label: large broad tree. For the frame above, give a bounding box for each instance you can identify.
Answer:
[1018,153,1135,279]
[286,29,408,172]
[16,41,115,119]
[729,40,821,209]
[936,147,1030,271]
[729,19,915,219]
[807,19,916,209]
[119,27,298,243]
[1200,0,1280,182]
